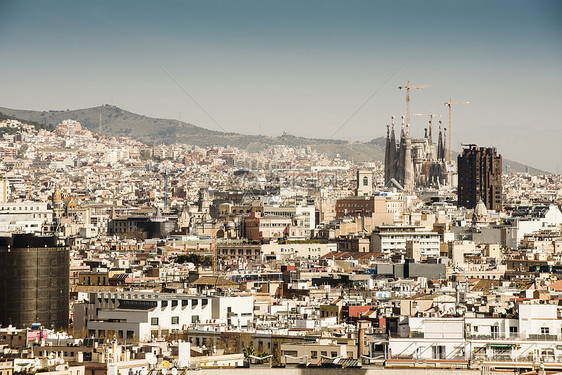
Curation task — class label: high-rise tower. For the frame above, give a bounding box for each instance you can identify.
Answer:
[457,145,502,211]
[0,235,69,329]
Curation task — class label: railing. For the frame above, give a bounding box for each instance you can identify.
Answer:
[467,334,561,341]
[527,334,558,341]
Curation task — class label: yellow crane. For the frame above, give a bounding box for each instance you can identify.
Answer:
[399,80,430,126]
[444,99,469,162]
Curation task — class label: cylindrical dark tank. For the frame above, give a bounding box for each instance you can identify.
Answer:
[0,234,69,329]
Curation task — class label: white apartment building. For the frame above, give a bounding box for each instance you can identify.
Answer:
[0,202,53,234]
[388,303,562,362]
[73,292,254,341]
[371,225,441,259]
[262,205,316,230]
[504,205,562,249]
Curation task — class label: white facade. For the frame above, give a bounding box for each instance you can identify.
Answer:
[388,336,562,362]
[390,307,562,362]
[262,205,316,230]
[356,170,373,197]
[371,226,441,259]
[505,205,562,249]
[73,292,254,341]
[0,201,53,234]
[518,303,562,340]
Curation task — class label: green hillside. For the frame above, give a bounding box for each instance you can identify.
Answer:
[0,105,547,174]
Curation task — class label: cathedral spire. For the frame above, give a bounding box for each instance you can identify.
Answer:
[403,124,414,190]
[397,116,406,185]
[437,121,444,161]
[389,117,397,181]
[384,124,391,183]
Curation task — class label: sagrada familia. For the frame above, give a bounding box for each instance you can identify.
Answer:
[384,115,456,190]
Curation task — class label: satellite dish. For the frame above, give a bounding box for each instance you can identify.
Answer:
[171,368,177,375]
[161,369,167,375]
[147,356,157,365]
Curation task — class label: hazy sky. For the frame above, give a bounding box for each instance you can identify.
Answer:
[1,1,561,171]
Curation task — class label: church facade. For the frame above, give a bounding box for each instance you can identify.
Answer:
[384,116,456,190]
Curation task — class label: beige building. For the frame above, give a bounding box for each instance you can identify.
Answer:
[281,338,358,364]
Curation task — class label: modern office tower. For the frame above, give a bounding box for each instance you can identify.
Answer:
[0,234,69,329]
[457,145,502,211]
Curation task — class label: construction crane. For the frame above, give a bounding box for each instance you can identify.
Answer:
[444,98,469,162]
[413,113,442,137]
[399,81,430,126]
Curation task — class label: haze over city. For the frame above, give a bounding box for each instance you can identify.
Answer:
[4,1,562,373]
[0,0,561,172]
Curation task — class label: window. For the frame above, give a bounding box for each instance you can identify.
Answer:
[172,300,178,307]
[311,351,317,359]
[432,345,445,360]
[321,351,327,357]
[161,301,168,308]
[171,316,179,325]
[192,315,199,324]
[363,176,368,186]
[182,300,189,307]
[151,317,158,326]
[331,351,337,357]
[509,326,518,335]
[540,327,550,334]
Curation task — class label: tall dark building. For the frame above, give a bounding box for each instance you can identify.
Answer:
[0,234,69,329]
[457,145,502,211]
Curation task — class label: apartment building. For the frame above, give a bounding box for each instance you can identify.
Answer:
[73,292,253,341]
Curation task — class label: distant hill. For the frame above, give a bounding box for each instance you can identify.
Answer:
[0,105,548,174]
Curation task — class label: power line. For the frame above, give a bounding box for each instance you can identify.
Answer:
[329,60,408,139]
[152,58,228,133]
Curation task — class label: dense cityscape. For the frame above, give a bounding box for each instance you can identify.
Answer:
[0,107,561,375]
[1,1,561,375]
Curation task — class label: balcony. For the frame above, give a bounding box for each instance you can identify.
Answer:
[527,334,558,341]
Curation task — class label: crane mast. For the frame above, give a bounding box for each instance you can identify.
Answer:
[444,98,469,162]
[399,80,430,126]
